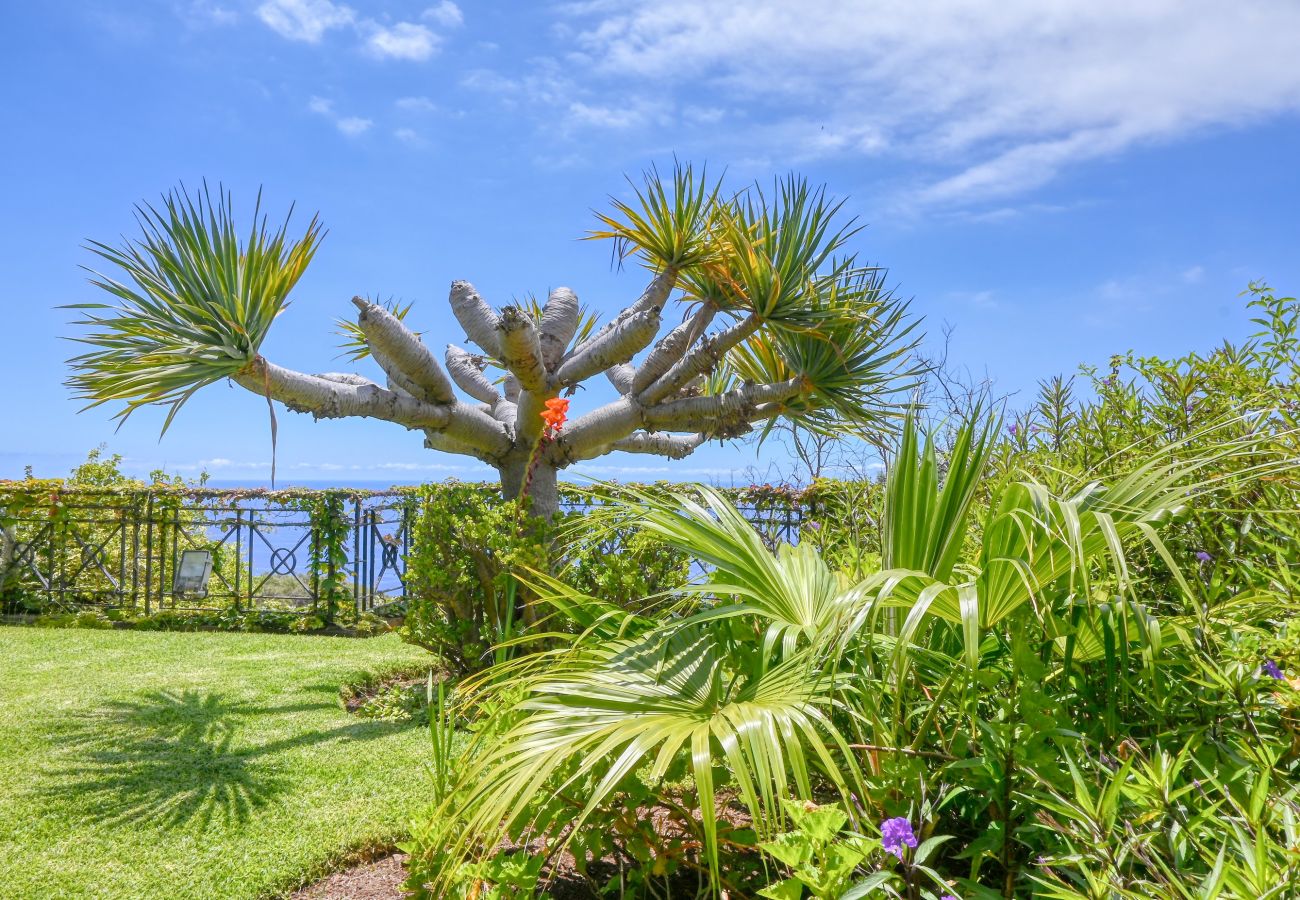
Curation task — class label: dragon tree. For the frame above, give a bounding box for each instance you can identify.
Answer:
[67,166,919,518]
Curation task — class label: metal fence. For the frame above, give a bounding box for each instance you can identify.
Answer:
[0,485,810,617]
[0,490,411,617]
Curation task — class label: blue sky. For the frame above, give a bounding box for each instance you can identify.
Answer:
[4,0,1300,485]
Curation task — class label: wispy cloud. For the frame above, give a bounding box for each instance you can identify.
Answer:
[364,21,439,61]
[335,115,373,136]
[526,1,1300,209]
[255,0,459,61]
[180,1,240,27]
[393,127,428,146]
[307,96,372,136]
[422,1,463,28]
[256,0,353,42]
[395,95,437,113]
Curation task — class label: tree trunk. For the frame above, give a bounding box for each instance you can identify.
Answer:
[525,463,560,520]
[498,458,560,520]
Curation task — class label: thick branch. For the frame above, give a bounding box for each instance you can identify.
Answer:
[498,306,548,392]
[638,313,761,405]
[490,398,518,425]
[538,287,579,370]
[631,304,716,394]
[423,428,495,464]
[351,297,456,403]
[606,364,635,394]
[314,372,378,388]
[567,269,676,360]
[552,307,661,388]
[613,432,707,459]
[553,397,642,461]
[446,344,501,405]
[515,389,549,447]
[372,348,431,404]
[644,378,805,429]
[233,358,511,457]
[449,281,502,358]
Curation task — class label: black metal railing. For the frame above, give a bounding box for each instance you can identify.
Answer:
[0,484,812,617]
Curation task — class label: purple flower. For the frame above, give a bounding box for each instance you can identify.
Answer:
[1263,659,1285,680]
[880,817,918,859]
[1008,423,1019,436]
[1195,550,1213,563]
[942,896,959,900]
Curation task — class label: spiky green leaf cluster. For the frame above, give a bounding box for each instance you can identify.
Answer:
[685,177,862,326]
[721,267,924,440]
[588,160,722,271]
[66,185,322,431]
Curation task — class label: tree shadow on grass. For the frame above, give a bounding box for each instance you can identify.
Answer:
[43,688,413,831]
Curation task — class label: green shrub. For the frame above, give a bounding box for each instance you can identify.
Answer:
[400,483,693,672]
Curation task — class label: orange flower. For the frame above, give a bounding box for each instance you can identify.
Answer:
[540,397,570,432]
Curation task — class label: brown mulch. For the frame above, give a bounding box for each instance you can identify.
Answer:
[292,853,410,900]
[291,800,754,899]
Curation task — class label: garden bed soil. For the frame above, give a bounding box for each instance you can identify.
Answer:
[291,853,696,899]
[294,802,752,898]
[293,854,409,900]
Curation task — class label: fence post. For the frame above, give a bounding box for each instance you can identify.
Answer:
[143,492,153,616]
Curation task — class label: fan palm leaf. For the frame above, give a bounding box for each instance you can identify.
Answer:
[444,627,862,894]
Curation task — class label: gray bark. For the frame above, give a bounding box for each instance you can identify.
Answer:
[449,280,502,357]
[233,357,511,458]
[566,431,706,462]
[538,287,579,369]
[643,378,804,428]
[498,306,548,392]
[638,313,761,405]
[351,297,456,403]
[568,269,675,359]
[631,304,716,394]
[605,364,635,394]
[445,345,501,405]
[552,307,661,387]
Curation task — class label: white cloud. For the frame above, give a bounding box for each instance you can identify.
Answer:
[393,127,427,146]
[566,99,667,130]
[307,96,372,136]
[181,1,239,27]
[335,116,373,136]
[422,1,463,28]
[395,95,437,113]
[256,0,353,42]
[1183,265,1206,284]
[552,1,1300,207]
[365,21,440,61]
[256,0,459,61]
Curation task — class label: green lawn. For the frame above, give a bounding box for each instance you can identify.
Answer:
[0,627,438,900]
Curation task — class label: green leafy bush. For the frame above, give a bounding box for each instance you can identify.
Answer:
[402,357,1299,898]
[400,483,694,672]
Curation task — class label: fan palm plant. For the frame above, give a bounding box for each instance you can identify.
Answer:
[408,414,1295,896]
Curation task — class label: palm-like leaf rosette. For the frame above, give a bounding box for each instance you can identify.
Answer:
[66,185,322,431]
